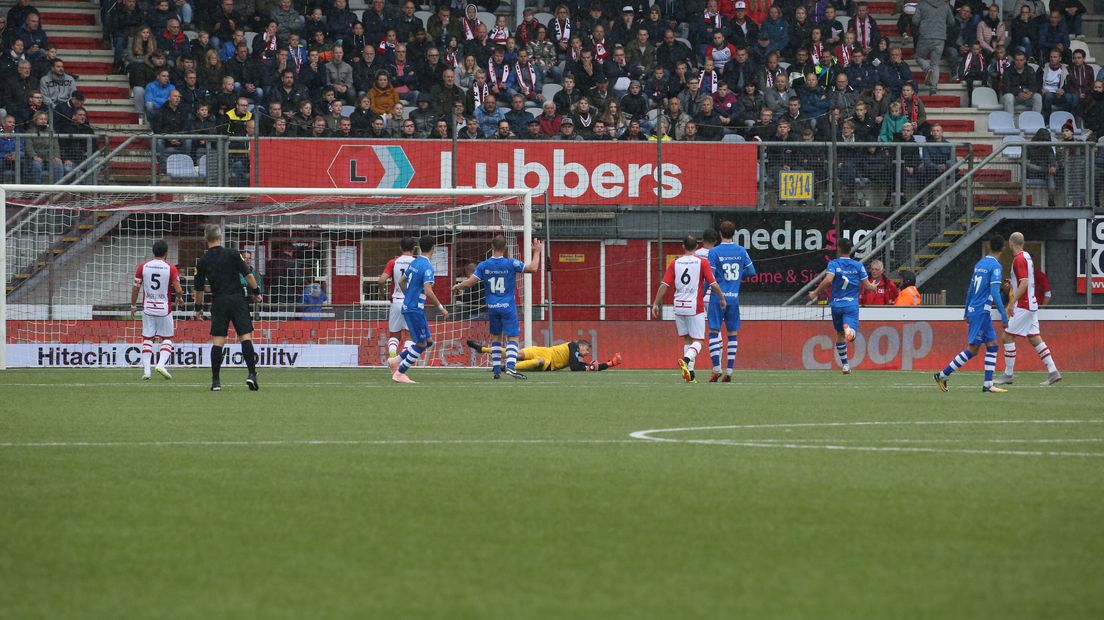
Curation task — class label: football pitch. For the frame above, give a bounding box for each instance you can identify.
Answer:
[2,367,1102,618]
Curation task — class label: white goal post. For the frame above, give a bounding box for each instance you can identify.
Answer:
[1,185,533,370]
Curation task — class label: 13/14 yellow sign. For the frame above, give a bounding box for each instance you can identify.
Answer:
[779,171,814,201]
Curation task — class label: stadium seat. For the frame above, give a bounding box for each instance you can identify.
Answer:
[913,134,926,143]
[675,37,693,51]
[1048,111,1075,134]
[183,30,197,40]
[614,77,630,91]
[542,83,562,101]
[646,108,660,122]
[1017,111,1045,135]
[721,134,745,142]
[971,87,1002,111]
[341,105,354,117]
[778,61,790,71]
[1070,39,1095,63]
[197,155,207,177]
[1001,135,1025,159]
[414,10,431,23]
[987,111,1018,135]
[477,11,496,29]
[1027,62,1039,73]
[244,31,257,48]
[837,15,850,32]
[166,154,196,178]
[533,12,554,26]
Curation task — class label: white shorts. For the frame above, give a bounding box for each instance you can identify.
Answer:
[1006,308,1040,337]
[388,300,408,333]
[674,313,706,340]
[142,313,175,338]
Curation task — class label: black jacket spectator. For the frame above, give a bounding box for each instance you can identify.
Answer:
[154,100,189,134]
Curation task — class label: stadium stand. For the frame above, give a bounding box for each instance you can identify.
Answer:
[0,0,1099,186]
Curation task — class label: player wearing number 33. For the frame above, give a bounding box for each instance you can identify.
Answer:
[705,221,756,383]
[454,235,542,380]
[808,237,877,374]
[652,235,726,383]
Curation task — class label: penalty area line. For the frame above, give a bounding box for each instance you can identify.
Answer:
[0,438,642,449]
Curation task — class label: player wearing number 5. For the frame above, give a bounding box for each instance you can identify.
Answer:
[390,236,449,384]
[652,235,726,383]
[131,239,184,380]
[454,236,542,379]
[808,237,877,374]
[706,221,756,382]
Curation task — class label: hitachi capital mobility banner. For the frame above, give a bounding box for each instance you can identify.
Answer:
[6,344,359,368]
[257,139,759,207]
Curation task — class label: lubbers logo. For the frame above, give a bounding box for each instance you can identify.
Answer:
[328,145,415,188]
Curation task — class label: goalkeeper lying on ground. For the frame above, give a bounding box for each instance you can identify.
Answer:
[467,339,621,372]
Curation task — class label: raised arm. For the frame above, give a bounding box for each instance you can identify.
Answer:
[452,274,480,292]
[524,239,543,273]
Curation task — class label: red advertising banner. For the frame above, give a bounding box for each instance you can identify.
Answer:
[10,317,1104,370]
[257,139,759,207]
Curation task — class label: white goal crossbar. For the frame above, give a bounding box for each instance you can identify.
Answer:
[0,185,533,370]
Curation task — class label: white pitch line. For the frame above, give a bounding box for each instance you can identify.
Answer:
[0,438,642,448]
[1,381,1101,389]
[629,420,1104,458]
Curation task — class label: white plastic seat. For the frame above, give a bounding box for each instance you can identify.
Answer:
[987,111,1018,135]
[1017,111,1045,135]
[477,11,496,30]
[341,105,355,117]
[1048,110,1075,134]
[1001,135,1025,159]
[1070,39,1095,63]
[721,134,745,142]
[197,154,207,176]
[166,153,196,177]
[971,86,1002,111]
[542,83,562,101]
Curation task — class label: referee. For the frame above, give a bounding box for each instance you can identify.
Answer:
[193,224,263,392]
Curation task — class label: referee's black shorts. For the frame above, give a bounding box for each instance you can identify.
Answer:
[210,295,254,337]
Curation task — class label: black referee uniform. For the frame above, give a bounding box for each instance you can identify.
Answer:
[194,246,259,390]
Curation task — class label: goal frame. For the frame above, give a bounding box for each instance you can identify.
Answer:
[0,184,534,370]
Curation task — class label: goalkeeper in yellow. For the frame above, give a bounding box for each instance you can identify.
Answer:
[467,339,622,372]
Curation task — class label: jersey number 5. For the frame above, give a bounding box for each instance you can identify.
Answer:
[487,277,506,294]
[150,273,162,290]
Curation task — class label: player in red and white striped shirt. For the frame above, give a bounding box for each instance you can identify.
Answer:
[377,237,418,359]
[130,240,183,380]
[651,235,726,383]
[996,232,1061,386]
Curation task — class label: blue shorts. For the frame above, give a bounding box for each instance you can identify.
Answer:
[707,300,741,332]
[831,306,860,334]
[488,306,520,338]
[966,313,996,345]
[403,309,432,343]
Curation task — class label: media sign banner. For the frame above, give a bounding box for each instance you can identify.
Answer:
[257,139,759,207]
[1076,216,1103,294]
[6,343,359,368]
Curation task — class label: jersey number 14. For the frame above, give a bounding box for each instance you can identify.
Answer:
[487,277,506,294]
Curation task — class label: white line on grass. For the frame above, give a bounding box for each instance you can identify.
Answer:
[630,420,1104,458]
[1,381,1101,389]
[0,439,642,448]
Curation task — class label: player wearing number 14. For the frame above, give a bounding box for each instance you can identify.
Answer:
[454,236,542,379]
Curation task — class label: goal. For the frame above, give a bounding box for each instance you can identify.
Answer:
[1,185,534,370]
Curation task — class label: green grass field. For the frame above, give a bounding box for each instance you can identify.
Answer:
[2,367,1103,618]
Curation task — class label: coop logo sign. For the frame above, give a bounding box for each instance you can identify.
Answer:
[802,322,935,370]
[329,145,414,189]
[269,139,759,207]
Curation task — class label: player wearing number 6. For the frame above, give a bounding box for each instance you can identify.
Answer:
[454,235,542,379]
[706,221,756,382]
[807,237,877,374]
[652,235,726,383]
[131,239,183,380]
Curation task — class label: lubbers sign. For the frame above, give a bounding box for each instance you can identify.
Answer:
[259,139,758,207]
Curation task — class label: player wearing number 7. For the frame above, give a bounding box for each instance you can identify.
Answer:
[706,221,756,382]
[389,236,449,384]
[807,237,877,374]
[453,235,542,379]
[652,235,726,383]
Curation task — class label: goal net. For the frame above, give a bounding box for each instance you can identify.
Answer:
[2,185,533,370]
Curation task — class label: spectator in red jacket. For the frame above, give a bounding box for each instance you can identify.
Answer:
[1034,267,1052,307]
[860,259,900,305]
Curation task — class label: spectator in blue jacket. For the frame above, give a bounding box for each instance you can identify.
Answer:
[877,46,914,98]
[798,72,830,118]
[143,69,176,116]
[300,282,327,320]
[760,6,788,55]
[1037,10,1069,62]
[18,12,47,60]
[0,114,19,181]
[474,93,507,136]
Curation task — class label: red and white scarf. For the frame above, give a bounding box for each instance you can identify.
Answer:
[488,58,510,87]
[811,42,824,65]
[471,81,489,106]
[593,37,608,61]
[514,61,537,93]
[554,18,571,44]
[698,69,718,94]
[490,24,509,45]
[963,52,985,75]
[704,10,722,29]
[856,18,872,49]
[462,17,478,41]
[838,45,851,67]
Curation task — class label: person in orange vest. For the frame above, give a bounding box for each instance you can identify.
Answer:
[895,271,921,305]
